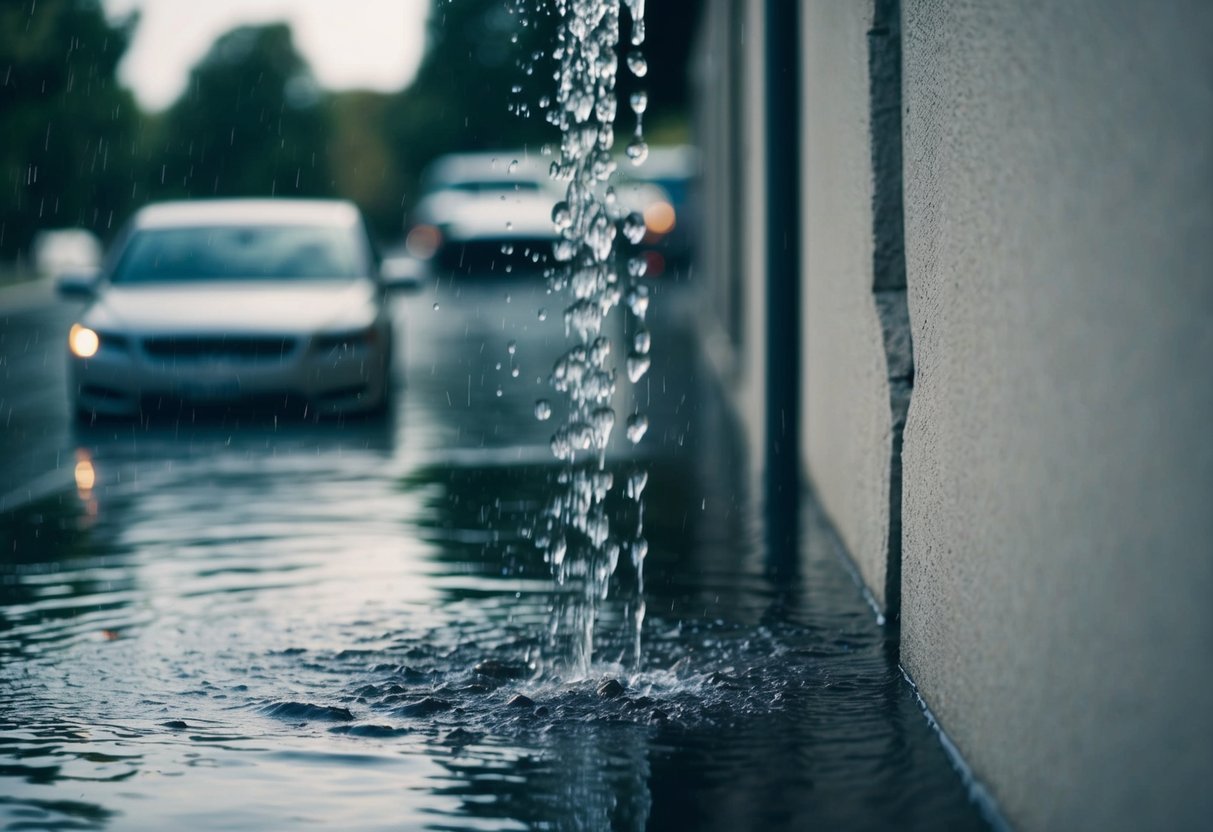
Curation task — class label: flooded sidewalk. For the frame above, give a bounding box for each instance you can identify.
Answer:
[0,278,991,830]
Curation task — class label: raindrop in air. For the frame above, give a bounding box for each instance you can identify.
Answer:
[626,138,649,165]
[535,399,553,421]
[629,91,648,115]
[507,340,518,355]
[626,354,651,382]
[433,302,440,311]
[538,308,548,321]
[508,159,519,173]
[626,470,648,499]
[633,329,651,355]
[622,212,646,244]
[626,413,649,444]
[626,284,650,320]
[551,201,573,229]
[627,52,648,77]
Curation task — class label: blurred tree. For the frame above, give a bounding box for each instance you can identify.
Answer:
[373,0,558,235]
[326,91,404,243]
[150,23,332,201]
[371,0,704,236]
[0,0,707,259]
[0,0,142,260]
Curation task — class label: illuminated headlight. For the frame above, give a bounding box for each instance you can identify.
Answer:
[69,324,99,358]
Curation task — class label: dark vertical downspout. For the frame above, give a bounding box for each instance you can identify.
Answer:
[868,0,912,636]
[764,0,801,573]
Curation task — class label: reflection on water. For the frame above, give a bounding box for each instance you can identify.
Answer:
[0,281,990,830]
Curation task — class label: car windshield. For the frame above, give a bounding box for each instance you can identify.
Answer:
[110,225,365,284]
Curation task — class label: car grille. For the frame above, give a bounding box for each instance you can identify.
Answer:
[142,336,298,362]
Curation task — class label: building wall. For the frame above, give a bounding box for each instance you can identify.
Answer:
[799,1,897,608]
[899,1,1213,829]
[695,1,1211,826]
[693,0,767,480]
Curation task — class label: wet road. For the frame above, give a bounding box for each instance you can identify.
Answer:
[0,272,992,830]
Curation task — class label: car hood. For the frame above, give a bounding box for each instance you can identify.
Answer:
[84,280,380,335]
[418,191,559,241]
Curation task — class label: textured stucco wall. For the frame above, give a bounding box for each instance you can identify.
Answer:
[800,0,895,607]
[900,1,1213,829]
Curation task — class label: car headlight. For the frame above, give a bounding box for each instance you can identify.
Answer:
[69,324,99,358]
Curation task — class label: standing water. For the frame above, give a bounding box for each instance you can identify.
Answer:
[0,2,999,829]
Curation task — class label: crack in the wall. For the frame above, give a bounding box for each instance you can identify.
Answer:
[868,0,913,632]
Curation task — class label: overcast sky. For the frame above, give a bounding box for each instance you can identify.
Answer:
[103,0,432,112]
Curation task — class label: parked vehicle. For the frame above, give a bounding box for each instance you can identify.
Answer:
[59,199,415,421]
[32,228,102,278]
[406,152,562,274]
[615,144,699,273]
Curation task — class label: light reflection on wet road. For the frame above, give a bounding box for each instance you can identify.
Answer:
[0,273,991,830]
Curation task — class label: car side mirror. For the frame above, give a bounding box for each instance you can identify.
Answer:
[379,256,427,292]
[56,269,100,300]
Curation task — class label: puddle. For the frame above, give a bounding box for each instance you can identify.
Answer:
[0,279,990,831]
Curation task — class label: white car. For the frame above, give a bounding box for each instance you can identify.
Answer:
[405,152,562,274]
[59,199,411,421]
[32,228,102,278]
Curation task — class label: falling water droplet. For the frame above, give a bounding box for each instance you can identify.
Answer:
[626,138,649,165]
[626,470,648,499]
[633,329,651,355]
[626,284,650,320]
[507,340,518,355]
[626,354,651,382]
[432,302,440,311]
[508,159,519,173]
[496,387,504,398]
[629,91,648,115]
[511,367,521,378]
[622,212,646,244]
[627,52,648,77]
[626,413,649,444]
[535,399,552,421]
[551,201,572,229]
[538,308,548,321]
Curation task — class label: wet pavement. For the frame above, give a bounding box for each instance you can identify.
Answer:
[0,272,992,830]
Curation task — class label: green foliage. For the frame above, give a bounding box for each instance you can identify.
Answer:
[372,0,559,236]
[0,0,702,256]
[150,24,331,201]
[0,0,141,258]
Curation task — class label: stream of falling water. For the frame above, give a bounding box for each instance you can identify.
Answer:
[532,0,650,678]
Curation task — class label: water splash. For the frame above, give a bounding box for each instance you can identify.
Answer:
[533,0,649,679]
